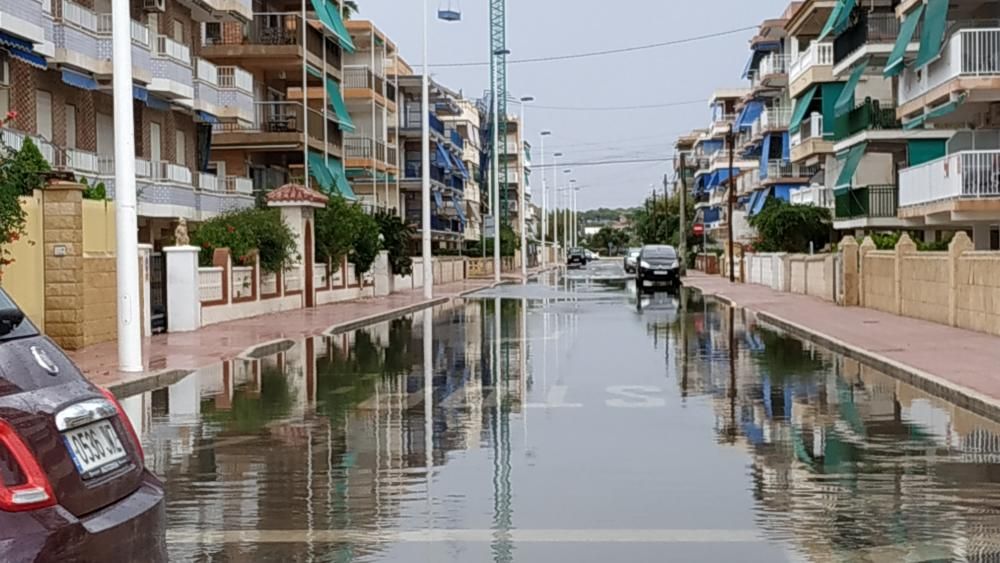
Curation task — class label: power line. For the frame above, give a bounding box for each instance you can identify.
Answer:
[534,157,675,169]
[430,26,757,68]
[528,100,705,112]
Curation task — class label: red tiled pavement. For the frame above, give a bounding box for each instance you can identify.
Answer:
[686,271,1000,412]
[70,279,498,393]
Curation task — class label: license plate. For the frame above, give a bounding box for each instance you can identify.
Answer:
[644,280,655,287]
[63,420,128,478]
[655,270,669,276]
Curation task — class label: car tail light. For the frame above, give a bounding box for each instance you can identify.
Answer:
[98,388,144,464]
[0,419,56,512]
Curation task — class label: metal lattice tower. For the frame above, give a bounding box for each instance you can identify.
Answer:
[489,0,509,226]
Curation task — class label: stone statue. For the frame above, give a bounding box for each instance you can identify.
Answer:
[175,218,190,246]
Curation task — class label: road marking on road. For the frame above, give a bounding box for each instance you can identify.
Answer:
[167,528,765,545]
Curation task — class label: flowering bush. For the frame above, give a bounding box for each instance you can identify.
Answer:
[191,208,298,273]
[0,111,31,281]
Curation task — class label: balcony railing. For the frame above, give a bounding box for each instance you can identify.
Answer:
[834,12,903,65]
[60,0,97,32]
[215,102,304,134]
[149,161,193,185]
[217,66,254,92]
[156,35,191,65]
[899,150,1000,207]
[202,13,300,47]
[403,107,446,135]
[345,137,394,164]
[761,106,792,131]
[765,160,820,180]
[344,65,377,90]
[791,113,826,147]
[194,58,219,86]
[789,42,834,81]
[834,185,898,219]
[758,53,790,78]
[790,185,834,208]
[226,176,254,195]
[899,28,1000,105]
[65,148,98,174]
[96,15,149,47]
[833,98,900,140]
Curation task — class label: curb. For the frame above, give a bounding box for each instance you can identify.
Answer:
[691,283,1000,422]
[106,281,501,398]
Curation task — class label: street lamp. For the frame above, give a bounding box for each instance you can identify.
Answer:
[539,131,552,269]
[570,179,579,248]
[552,152,563,261]
[563,169,572,253]
[513,95,534,278]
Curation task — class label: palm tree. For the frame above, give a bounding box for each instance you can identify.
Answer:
[342,0,358,19]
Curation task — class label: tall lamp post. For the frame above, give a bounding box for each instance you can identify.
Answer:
[552,152,563,262]
[570,180,579,248]
[421,0,433,298]
[539,131,552,269]
[563,169,572,252]
[514,96,534,278]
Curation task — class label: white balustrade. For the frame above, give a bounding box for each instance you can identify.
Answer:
[197,172,221,191]
[218,66,254,92]
[195,58,219,86]
[155,35,191,65]
[900,28,1000,105]
[135,159,152,178]
[789,42,833,81]
[66,148,98,173]
[899,150,1000,207]
[226,176,254,195]
[199,267,225,302]
[61,0,98,32]
[231,266,254,299]
[96,15,148,46]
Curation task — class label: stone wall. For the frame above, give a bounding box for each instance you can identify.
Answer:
[82,254,117,348]
[42,184,85,349]
[861,252,897,314]
[955,253,1000,335]
[899,254,949,325]
[742,252,837,303]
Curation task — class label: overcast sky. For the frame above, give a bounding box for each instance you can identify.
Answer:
[356,0,791,210]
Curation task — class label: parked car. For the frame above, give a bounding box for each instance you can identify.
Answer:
[636,244,682,292]
[0,289,166,561]
[567,248,588,269]
[623,248,641,274]
[585,250,599,262]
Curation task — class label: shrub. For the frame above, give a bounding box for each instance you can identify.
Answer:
[0,112,32,280]
[81,178,108,201]
[350,211,381,278]
[8,137,50,197]
[748,199,832,253]
[314,196,382,280]
[191,208,297,273]
[376,210,414,276]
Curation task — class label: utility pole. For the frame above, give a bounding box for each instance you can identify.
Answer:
[678,152,688,276]
[726,125,736,283]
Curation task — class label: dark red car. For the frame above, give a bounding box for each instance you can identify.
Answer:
[0,289,165,562]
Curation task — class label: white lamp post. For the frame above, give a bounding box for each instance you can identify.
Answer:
[421,0,433,298]
[562,169,572,253]
[516,96,533,278]
[539,131,551,269]
[552,152,563,262]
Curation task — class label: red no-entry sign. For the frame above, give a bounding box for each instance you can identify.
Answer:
[693,224,704,236]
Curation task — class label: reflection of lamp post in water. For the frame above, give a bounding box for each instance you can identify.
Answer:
[423,309,434,521]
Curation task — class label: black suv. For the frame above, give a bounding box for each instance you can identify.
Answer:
[567,248,587,269]
[636,245,681,292]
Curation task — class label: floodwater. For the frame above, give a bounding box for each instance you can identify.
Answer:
[122,261,1000,562]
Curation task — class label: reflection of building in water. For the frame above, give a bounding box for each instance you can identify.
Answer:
[676,301,1000,560]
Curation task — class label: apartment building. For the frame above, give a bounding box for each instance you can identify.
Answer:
[343,19,400,214]
[0,0,274,245]
[443,98,483,242]
[501,115,531,236]
[396,74,467,250]
[738,6,821,223]
[202,0,356,211]
[692,89,756,244]
[891,0,1000,249]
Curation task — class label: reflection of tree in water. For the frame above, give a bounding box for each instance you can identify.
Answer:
[315,330,385,423]
[382,317,415,375]
[200,365,295,433]
[753,328,829,384]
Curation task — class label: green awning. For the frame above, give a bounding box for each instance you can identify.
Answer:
[306,65,323,79]
[926,93,966,120]
[325,78,356,132]
[884,4,925,77]
[903,114,927,130]
[835,142,868,190]
[309,0,337,35]
[327,158,357,200]
[834,58,869,117]
[833,0,857,35]
[818,0,845,42]
[308,151,335,191]
[914,0,948,69]
[325,1,356,53]
[789,85,818,132]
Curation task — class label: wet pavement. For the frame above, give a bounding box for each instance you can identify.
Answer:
[122,260,1000,562]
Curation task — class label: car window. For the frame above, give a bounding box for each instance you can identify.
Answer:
[0,290,37,341]
[644,247,677,259]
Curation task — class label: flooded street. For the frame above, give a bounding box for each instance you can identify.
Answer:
[122,261,1000,562]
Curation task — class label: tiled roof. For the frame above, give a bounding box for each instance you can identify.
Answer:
[266,183,329,205]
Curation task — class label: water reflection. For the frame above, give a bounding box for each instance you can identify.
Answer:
[122,284,1000,562]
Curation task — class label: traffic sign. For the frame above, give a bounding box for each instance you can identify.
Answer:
[693,223,704,236]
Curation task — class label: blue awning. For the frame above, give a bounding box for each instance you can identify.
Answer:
[736,101,765,130]
[196,110,219,124]
[781,131,790,161]
[760,134,773,179]
[773,185,794,202]
[435,144,453,173]
[706,168,740,190]
[750,188,772,216]
[61,69,97,90]
[8,47,46,70]
[432,190,444,210]
[132,85,149,102]
[746,191,761,215]
[449,151,469,179]
[145,95,170,111]
[454,199,467,224]
[0,31,33,52]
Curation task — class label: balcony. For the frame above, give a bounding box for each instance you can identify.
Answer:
[757,53,790,87]
[213,102,335,153]
[199,13,340,73]
[833,99,900,141]
[344,137,398,169]
[175,0,252,23]
[834,185,898,220]
[711,114,737,137]
[343,65,396,105]
[95,14,151,80]
[760,106,792,132]
[899,151,1000,208]
[764,160,820,182]
[790,185,834,208]
[216,66,255,122]
[192,57,222,115]
[789,42,834,97]
[833,12,904,70]
[151,35,194,100]
[791,113,824,147]
[790,113,835,162]
[401,106,446,136]
[898,28,1000,112]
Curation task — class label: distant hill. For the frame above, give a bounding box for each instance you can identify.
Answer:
[579,207,640,226]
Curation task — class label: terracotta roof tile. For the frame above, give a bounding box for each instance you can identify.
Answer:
[266,183,329,205]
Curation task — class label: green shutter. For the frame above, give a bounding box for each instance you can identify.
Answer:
[903,114,927,130]
[834,58,869,117]
[326,158,357,200]
[308,151,335,191]
[325,78,356,132]
[835,142,868,190]
[818,0,844,42]
[884,4,925,77]
[789,85,818,133]
[914,0,948,69]
[306,65,323,79]
[325,1,357,53]
[820,83,846,136]
[907,139,946,167]
[926,93,967,120]
[832,0,857,36]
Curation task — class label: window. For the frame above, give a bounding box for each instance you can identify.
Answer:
[97,113,114,156]
[172,19,184,43]
[0,58,9,119]
[203,22,221,45]
[35,91,52,140]
[175,130,186,166]
[64,105,76,149]
[150,122,161,162]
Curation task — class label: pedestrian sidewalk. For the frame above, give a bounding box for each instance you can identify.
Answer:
[686,271,1000,420]
[72,278,500,396]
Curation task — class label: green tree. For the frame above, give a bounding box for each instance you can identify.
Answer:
[9,137,50,197]
[191,208,298,272]
[342,0,358,19]
[314,196,381,280]
[350,210,381,278]
[376,210,414,276]
[748,199,832,253]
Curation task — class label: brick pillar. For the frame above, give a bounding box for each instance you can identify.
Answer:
[894,234,917,315]
[42,182,85,350]
[841,236,859,307]
[948,231,973,327]
[859,236,876,309]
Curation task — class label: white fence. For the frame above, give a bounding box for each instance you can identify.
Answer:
[194,58,219,86]
[899,28,1000,105]
[899,150,1000,207]
[231,266,254,300]
[284,268,301,293]
[199,267,224,302]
